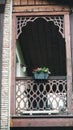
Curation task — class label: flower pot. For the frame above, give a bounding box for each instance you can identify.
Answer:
[34,72,49,79]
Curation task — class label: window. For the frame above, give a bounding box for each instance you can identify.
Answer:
[15,16,69,115]
[16,16,66,77]
[11,14,72,117]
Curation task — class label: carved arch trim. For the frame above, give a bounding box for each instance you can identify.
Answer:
[17,16,64,39]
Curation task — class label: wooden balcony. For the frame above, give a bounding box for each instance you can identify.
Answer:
[10,76,73,127]
[15,76,67,115]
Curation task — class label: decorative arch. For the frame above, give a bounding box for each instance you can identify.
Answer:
[17,16,64,39]
[17,16,66,76]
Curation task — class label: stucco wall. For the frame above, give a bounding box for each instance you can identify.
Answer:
[0,0,12,129]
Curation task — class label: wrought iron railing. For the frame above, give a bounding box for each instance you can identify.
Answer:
[16,76,67,115]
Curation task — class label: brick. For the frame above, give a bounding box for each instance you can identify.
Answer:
[0,0,12,130]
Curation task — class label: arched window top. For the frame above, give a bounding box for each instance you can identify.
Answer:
[17,17,66,76]
[17,16,64,39]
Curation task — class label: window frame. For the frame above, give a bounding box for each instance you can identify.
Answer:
[10,12,72,124]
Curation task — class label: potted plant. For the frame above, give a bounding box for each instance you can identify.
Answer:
[33,67,51,79]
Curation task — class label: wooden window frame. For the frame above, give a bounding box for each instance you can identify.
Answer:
[10,11,73,127]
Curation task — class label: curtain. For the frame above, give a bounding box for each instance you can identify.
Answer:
[19,18,66,76]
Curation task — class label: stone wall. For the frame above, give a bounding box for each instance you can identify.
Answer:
[0,0,12,129]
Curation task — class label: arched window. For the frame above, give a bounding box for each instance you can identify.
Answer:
[16,17,66,77]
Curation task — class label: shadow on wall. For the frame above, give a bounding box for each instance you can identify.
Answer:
[10,127,73,130]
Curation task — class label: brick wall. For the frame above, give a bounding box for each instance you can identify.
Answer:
[0,12,4,130]
[0,0,12,129]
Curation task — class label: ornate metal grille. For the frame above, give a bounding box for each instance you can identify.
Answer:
[16,77,67,115]
[17,16,64,39]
